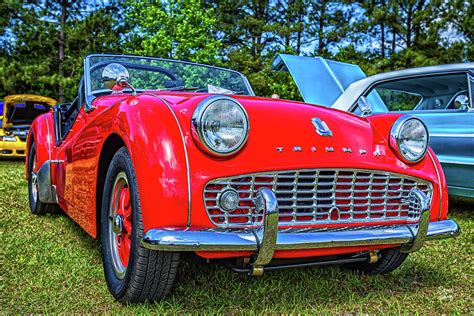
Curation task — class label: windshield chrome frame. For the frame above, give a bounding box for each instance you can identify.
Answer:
[83,53,255,112]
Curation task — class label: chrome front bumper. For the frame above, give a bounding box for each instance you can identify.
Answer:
[142,189,460,271]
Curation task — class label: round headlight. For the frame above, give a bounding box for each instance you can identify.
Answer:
[192,96,249,156]
[1,136,17,142]
[390,116,429,163]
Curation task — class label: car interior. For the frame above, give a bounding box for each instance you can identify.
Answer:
[54,79,83,144]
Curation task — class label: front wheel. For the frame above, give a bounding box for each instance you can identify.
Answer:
[344,247,408,275]
[101,147,180,303]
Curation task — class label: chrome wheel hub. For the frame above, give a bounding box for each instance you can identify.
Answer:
[112,215,124,234]
[108,171,132,280]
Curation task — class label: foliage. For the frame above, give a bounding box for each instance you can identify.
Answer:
[124,0,221,64]
[0,1,124,101]
[0,0,472,101]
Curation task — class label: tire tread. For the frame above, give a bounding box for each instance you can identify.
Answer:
[345,247,408,275]
[102,147,180,303]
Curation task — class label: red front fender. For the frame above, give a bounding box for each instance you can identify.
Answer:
[76,94,190,237]
[117,95,190,233]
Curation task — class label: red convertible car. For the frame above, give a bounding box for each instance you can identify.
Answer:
[27,54,460,303]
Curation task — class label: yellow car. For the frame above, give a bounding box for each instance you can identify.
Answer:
[1,94,56,158]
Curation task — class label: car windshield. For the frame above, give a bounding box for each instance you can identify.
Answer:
[85,55,253,97]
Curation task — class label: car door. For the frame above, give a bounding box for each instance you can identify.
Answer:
[53,99,78,209]
[53,96,89,217]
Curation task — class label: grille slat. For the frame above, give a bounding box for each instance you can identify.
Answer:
[204,169,432,227]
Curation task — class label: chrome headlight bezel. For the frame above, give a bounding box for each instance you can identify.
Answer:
[192,95,250,156]
[389,116,429,164]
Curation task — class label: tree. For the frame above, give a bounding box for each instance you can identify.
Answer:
[0,0,124,101]
[1,0,471,101]
[306,1,355,57]
[273,0,306,54]
[124,0,221,64]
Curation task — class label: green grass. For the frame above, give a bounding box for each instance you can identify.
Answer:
[1,160,473,313]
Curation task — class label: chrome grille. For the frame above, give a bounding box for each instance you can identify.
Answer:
[204,169,432,227]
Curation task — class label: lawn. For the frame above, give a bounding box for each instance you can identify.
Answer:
[1,160,473,313]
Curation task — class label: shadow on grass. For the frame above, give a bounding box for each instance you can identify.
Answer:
[0,157,26,162]
[157,250,455,311]
[449,199,474,217]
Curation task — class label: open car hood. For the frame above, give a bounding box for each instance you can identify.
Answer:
[272,54,366,107]
[3,94,56,128]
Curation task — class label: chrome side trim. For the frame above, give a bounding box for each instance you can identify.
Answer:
[37,160,58,204]
[141,219,460,252]
[439,159,474,166]
[428,151,443,221]
[154,95,192,227]
[430,133,474,138]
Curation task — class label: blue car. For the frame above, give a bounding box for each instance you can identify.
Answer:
[273,54,474,200]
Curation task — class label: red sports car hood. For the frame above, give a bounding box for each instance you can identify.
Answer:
[156,92,435,180]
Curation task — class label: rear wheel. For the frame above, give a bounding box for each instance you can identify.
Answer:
[101,147,180,303]
[344,247,408,275]
[28,143,57,215]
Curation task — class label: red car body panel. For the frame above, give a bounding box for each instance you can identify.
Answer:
[27,91,449,259]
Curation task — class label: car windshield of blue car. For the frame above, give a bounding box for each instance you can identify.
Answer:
[87,55,253,96]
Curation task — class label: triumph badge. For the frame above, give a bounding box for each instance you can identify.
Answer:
[311,117,332,136]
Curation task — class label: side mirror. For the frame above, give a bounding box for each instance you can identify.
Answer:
[357,96,372,117]
[102,63,136,95]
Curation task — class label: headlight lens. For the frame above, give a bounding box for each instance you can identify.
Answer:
[0,136,17,142]
[192,96,249,156]
[390,117,429,163]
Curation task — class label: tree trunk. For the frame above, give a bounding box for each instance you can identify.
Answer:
[381,22,385,59]
[296,11,302,54]
[391,29,396,55]
[285,1,291,49]
[406,5,412,49]
[413,0,426,46]
[58,0,67,102]
[380,0,386,58]
[317,0,326,54]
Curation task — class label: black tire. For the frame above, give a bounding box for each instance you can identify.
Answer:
[28,143,58,215]
[101,147,180,303]
[344,248,408,275]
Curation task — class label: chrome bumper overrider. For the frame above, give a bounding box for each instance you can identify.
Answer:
[142,188,460,272]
